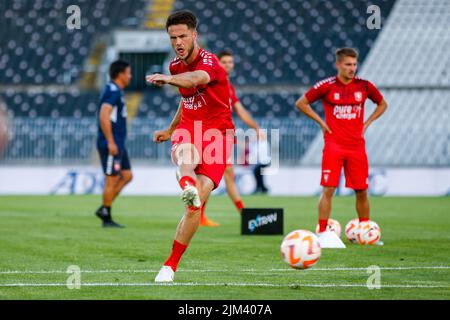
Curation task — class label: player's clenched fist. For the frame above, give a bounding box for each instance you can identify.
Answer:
[153,129,172,143]
[146,74,173,86]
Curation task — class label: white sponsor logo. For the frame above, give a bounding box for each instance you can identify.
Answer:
[182,92,206,110]
[248,213,278,232]
[333,105,362,120]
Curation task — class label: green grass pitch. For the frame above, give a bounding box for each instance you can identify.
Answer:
[0,195,449,300]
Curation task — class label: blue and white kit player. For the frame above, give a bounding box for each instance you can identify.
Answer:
[95,60,133,228]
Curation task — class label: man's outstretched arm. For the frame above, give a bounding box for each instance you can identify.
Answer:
[146,70,210,89]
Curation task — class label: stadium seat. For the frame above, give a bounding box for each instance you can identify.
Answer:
[360,0,450,87]
[0,0,148,85]
[174,0,395,85]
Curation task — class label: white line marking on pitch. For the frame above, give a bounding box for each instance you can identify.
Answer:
[0,282,448,289]
[0,266,449,275]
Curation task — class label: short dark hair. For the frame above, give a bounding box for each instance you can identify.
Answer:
[217,49,234,60]
[109,60,130,80]
[335,47,359,62]
[166,10,198,30]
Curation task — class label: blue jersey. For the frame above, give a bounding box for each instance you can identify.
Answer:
[97,82,127,148]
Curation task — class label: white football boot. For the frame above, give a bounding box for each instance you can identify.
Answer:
[155,266,175,283]
[181,185,201,209]
[318,231,346,248]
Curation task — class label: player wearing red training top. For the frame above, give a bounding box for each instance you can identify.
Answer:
[296,47,388,248]
[147,11,235,282]
[198,49,263,227]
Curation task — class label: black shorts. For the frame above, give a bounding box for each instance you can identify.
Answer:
[98,147,131,176]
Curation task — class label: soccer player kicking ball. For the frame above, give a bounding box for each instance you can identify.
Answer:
[147,11,235,282]
[296,48,388,248]
[95,60,133,228]
[197,49,263,227]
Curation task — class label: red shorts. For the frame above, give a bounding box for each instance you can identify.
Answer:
[171,129,234,189]
[321,142,368,190]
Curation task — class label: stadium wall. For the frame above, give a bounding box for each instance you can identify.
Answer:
[0,166,449,196]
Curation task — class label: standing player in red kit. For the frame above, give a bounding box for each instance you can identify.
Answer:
[146,11,235,282]
[296,48,388,248]
[198,49,263,227]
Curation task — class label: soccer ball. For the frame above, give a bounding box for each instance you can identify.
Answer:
[345,218,360,243]
[280,230,321,269]
[355,221,381,245]
[315,218,342,237]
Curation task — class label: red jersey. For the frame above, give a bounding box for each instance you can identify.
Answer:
[228,82,240,111]
[169,48,234,134]
[305,76,383,147]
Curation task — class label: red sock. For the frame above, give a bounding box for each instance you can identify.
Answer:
[201,200,208,221]
[359,217,370,223]
[179,176,196,190]
[318,219,328,233]
[234,200,244,211]
[164,240,188,272]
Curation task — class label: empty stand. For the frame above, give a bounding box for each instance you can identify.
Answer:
[360,0,450,87]
[0,0,148,85]
[174,0,395,85]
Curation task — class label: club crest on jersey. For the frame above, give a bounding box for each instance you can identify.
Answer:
[354,92,363,102]
[334,93,340,100]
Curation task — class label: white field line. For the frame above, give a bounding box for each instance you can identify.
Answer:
[0,282,448,289]
[0,266,449,275]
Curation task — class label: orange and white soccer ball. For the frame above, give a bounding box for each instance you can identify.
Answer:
[355,221,381,245]
[345,218,360,243]
[315,218,342,237]
[280,230,321,269]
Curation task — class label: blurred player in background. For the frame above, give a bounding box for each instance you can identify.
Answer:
[95,60,133,228]
[296,47,388,248]
[148,11,235,282]
[0,98,8,158]
[196,50,263,227]
[249,135,271,194]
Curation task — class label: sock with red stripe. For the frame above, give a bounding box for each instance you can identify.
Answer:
[179,176,196,190]
[318,219,328,233]
[234,200,244,212]
[164,240,188,272]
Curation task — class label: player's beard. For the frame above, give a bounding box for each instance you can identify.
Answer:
[181,42,195,62]
[341,71,355,82]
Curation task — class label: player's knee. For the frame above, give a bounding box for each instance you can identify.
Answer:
[173,143,200,167]
[224,172,234,184]
[225,167,235,180]
[322,187,335,199]
[355,189,368,199]
[122,171,133,183]
[197,184,213,202]
[104,175,118,190]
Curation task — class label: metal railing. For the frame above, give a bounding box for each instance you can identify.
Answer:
[0,117,320,165]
